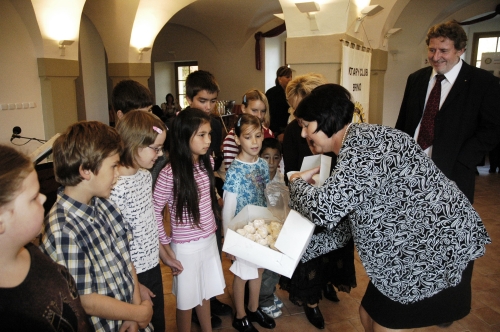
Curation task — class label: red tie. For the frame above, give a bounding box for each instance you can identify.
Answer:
[417,74,445,150]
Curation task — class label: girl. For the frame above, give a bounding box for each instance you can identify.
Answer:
[222,114,276,332]
[153,108,226,332]
[161,93,180,120]
[222,89,274,172]
[110,111,183,332]
[0,145,90,331]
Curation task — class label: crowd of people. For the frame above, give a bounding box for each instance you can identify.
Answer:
[0,20,499,332]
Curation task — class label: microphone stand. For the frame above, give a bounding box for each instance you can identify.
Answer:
[11,135,47,145]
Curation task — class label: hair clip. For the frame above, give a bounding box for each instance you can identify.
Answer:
[243,94,247,104]
[152,126,163,134]
[237,116,242,127]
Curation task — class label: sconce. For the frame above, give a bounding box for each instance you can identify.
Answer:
[383,28,402,47]
[59,40,74,56]
[354,4,384,33]
[390,50,399,61]
[138,47,151,60]
[295,1,321,31]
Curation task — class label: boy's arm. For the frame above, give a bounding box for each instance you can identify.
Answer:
[80,293,152,329]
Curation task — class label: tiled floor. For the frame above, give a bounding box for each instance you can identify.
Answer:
[161,165,500,331]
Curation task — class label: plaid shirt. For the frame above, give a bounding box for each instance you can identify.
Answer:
[40,188,149,332]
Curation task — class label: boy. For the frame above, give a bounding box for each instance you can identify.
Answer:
[254,137,285,318]
[111,79,155,120]
[40,121,153,332]
[260,138,285,184]
[111,79,165,186]
[0,144,90,331]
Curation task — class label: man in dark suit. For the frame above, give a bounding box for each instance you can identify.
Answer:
[396,20,500,203]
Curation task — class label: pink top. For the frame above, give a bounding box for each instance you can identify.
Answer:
[222,127,274,171]
[153,159,217,244]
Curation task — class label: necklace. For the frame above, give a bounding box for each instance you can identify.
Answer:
[341,123,352,146]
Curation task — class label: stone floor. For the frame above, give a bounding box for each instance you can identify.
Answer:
[160,165,500,331]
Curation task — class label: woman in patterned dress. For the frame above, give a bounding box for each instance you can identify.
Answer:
[288,84,490,331]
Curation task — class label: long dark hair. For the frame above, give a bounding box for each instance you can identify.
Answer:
[170,108,221,225]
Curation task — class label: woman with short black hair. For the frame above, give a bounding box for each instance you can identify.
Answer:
[288,84,490,331]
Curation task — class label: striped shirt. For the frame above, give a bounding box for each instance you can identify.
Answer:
[153,158,217,244]
[40,189,148,332]
[223,127,274,171]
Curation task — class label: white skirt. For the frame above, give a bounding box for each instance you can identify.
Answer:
[171,233,226,310]
[230,257,260,280]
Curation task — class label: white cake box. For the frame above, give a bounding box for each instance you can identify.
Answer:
[222,205,315,278]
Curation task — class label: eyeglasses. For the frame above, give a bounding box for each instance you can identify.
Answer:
[147,146,163,154]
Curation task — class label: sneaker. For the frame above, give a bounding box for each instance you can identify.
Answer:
[273,293,284,309]
[260,303,282,318]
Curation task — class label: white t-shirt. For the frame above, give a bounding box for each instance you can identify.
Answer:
[110,169,160,274]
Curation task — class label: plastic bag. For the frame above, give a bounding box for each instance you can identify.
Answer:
[265,182,290,222]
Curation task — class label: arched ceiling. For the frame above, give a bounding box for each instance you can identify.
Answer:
[166,0,284,51]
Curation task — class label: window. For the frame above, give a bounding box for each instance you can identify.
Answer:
[175,62,198,109]
[471,32,500,68]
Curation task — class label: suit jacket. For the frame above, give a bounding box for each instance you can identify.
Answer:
[396,61,500,202]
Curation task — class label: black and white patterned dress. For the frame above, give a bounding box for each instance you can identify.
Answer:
[290,123,490,305]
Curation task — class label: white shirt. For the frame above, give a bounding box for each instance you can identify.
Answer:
[415,60,463,157]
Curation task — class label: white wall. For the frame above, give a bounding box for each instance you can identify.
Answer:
[154,61,176,106]
[0,1,44,153]
[79,15,109,123]
[264,33,287,92]
[151,23,269,102]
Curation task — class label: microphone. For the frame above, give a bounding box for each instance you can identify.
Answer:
[11,126,21,141]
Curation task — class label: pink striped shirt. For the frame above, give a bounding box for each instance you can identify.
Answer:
[153,159,217,244]
[223,127,274,171]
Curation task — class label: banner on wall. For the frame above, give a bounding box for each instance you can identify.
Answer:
[340,40,371,123]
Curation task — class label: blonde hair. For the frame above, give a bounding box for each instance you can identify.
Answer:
[116,111,166,168]
[286,73,327,109]
[0,145,34,207]
[242,89,270,128]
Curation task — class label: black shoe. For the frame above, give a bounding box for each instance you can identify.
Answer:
[304,305,325,329]
[211,298,232,316]
[245,307,276,329]
[437,321,453,328]
[232,315,258,332]
[191,309,222,329]
[323,283,339,302]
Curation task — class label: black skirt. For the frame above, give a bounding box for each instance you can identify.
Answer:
[361,260,474,329]
[279,238,357,306]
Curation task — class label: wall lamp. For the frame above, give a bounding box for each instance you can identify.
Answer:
[295,1,321,31]
[383,28,402,47]
[138,47,151,60]
[354,4,384,33]
[59,40,74,56]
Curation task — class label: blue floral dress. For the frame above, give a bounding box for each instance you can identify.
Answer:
[224,158,270,214]
[223,158,270,279]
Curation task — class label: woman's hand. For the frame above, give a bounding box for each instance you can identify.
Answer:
[289,166,320,185]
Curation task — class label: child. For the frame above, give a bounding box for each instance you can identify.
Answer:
[0,145,90,331]
[110,79,167,187]
[178,70,231,324]
[222,114,276,331]
[260,138,285,184]
[153,108,226,332]
[112,79,155,120]
[223,89,274,172]
[110,111,183,332]
[40,121,153,332]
